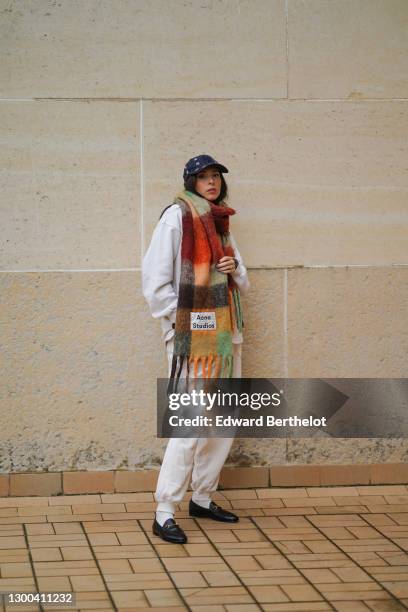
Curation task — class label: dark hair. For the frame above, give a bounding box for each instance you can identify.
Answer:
[184,170,228,205]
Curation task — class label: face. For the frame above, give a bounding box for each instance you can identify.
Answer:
[194,166,222,201]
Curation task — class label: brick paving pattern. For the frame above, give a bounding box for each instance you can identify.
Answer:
[0,485,407,611]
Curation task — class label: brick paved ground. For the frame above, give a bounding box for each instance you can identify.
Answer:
[0,485,408,611]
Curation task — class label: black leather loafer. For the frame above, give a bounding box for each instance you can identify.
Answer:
[152,517,187,544]
[189,499,239,523]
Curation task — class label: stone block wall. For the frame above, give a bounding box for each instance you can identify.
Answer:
[1,0,407,479]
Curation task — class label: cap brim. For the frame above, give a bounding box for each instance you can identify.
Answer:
[198,162,229,174]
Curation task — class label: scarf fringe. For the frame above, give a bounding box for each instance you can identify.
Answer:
[232,287,243,333]
[166,352,234,395]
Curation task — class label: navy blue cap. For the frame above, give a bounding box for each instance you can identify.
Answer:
[183,154,229,180]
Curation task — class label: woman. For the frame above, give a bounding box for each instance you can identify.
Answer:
[142,154,250,543]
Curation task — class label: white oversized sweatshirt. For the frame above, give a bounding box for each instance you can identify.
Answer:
[142,203,250,345]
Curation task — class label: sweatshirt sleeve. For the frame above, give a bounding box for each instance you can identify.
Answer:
[229,231,250,296]
[142,211,181,319]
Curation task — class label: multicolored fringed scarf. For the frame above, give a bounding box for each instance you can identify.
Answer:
[169,189,244,387]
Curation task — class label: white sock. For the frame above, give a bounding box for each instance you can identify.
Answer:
[192,495,211,508]
[155,510,174,526]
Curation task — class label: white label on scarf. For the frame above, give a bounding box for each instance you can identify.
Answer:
[191,311,216,330]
